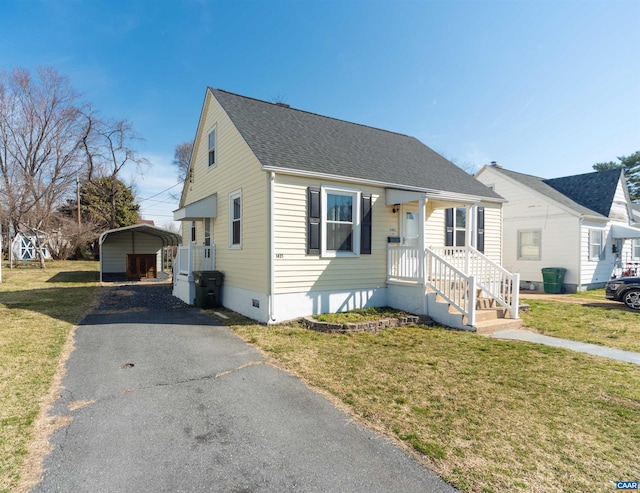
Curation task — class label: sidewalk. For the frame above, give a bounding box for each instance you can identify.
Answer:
[490,329,640,365]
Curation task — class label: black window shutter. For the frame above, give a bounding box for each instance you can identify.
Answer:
[476,206,485,253]
[361,194,372,254]
[307,187,321,254]
[445,208,454,246]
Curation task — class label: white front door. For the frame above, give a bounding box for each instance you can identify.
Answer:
[402,206,419,247]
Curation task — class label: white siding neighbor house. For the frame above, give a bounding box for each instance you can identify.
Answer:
[173,88,521,330]
[476,164,640,292]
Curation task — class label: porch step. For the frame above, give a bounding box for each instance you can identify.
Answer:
[474,317,524,335]
[474,307,509,322]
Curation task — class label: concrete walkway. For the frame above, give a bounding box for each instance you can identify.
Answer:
[33,283,456,493]
[490,329,640,365]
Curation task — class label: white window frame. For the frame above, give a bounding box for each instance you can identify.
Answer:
[588,228,605,261]
[633,239,640,259]
[229,189,241,249]
[517,229,541,260]
[190,221,196,244]
[208,125,217,168]
[321,186,361,257]
[453,207,466,247]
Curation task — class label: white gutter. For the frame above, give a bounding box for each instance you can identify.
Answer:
[260,166,505,204]
[268,172,276,322]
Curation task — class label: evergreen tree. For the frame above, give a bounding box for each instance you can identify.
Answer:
[80,177,140,231]
[593,151,640,202]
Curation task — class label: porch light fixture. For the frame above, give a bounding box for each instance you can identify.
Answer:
[392,204,400,213]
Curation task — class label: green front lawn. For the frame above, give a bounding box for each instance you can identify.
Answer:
[0,261,100,492]
[215,306,640,493]
[521,298,640,352]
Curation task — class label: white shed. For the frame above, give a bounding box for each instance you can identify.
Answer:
[11,231,53,261]
[99,224,181,282]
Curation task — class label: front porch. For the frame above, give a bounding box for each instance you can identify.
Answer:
[387,244,521,331]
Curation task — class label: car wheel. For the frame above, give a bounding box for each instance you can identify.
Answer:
[623,289,640,310]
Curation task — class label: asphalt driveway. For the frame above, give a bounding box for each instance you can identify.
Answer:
[34,283,455,493]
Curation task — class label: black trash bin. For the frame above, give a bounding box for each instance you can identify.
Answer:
[193,271,209,308]
[541,267,567,294]
[195,270,224,308]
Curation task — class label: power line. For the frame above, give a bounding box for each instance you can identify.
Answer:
[137,181,184,203]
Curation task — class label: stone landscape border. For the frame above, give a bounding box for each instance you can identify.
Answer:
[303,315,432,334]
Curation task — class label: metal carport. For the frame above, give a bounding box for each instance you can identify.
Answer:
[99,224,182,282]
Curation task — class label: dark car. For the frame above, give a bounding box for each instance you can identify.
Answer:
[605,277,640,310]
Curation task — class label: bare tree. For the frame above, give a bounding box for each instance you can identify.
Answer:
[172,140,193,182]
[0,67,151,266]
[0,67,89,268]
[92,119,150,229]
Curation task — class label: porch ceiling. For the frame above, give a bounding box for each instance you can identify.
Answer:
[385,188,482,208]
[385,189,427,205]
[174,193,217,221]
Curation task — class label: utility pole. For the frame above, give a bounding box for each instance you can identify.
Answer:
[76,177,81,226]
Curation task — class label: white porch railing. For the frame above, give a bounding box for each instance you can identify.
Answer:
[177,245,216,275]
[387,245,420,281]
[425,247,477,327]
[432,246,520,319]
[387,244,520,326]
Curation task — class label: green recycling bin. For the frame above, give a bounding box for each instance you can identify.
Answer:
[541,267,566,294]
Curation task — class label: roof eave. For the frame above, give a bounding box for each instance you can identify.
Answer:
[263,166,505,204]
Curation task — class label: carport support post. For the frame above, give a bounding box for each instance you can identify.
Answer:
[99,235,103,283]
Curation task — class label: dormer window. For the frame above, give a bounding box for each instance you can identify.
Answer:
[208,126,216,167]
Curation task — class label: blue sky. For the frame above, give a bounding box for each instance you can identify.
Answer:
[1,0,638,227]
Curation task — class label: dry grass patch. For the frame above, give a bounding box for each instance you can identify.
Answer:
[228,318,640,492]
[521,299,640,352]
[313,307,409,323]
[0,260,100,492]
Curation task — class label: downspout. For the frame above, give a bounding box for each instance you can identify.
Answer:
[578,216,584,289]
[268,172,276,322]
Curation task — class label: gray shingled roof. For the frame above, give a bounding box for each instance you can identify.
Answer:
[210,89,502,201]
[544,168,622,217]
[489,166,624,218]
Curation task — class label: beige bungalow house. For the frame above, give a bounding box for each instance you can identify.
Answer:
[173,88,520,330]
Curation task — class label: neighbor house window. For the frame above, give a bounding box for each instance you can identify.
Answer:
[208,126,217,167]
[589,229,605,261]
[518,230,541,260]
[191,221,196,243]
[229,190,241,248]
[634,239,640,259]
